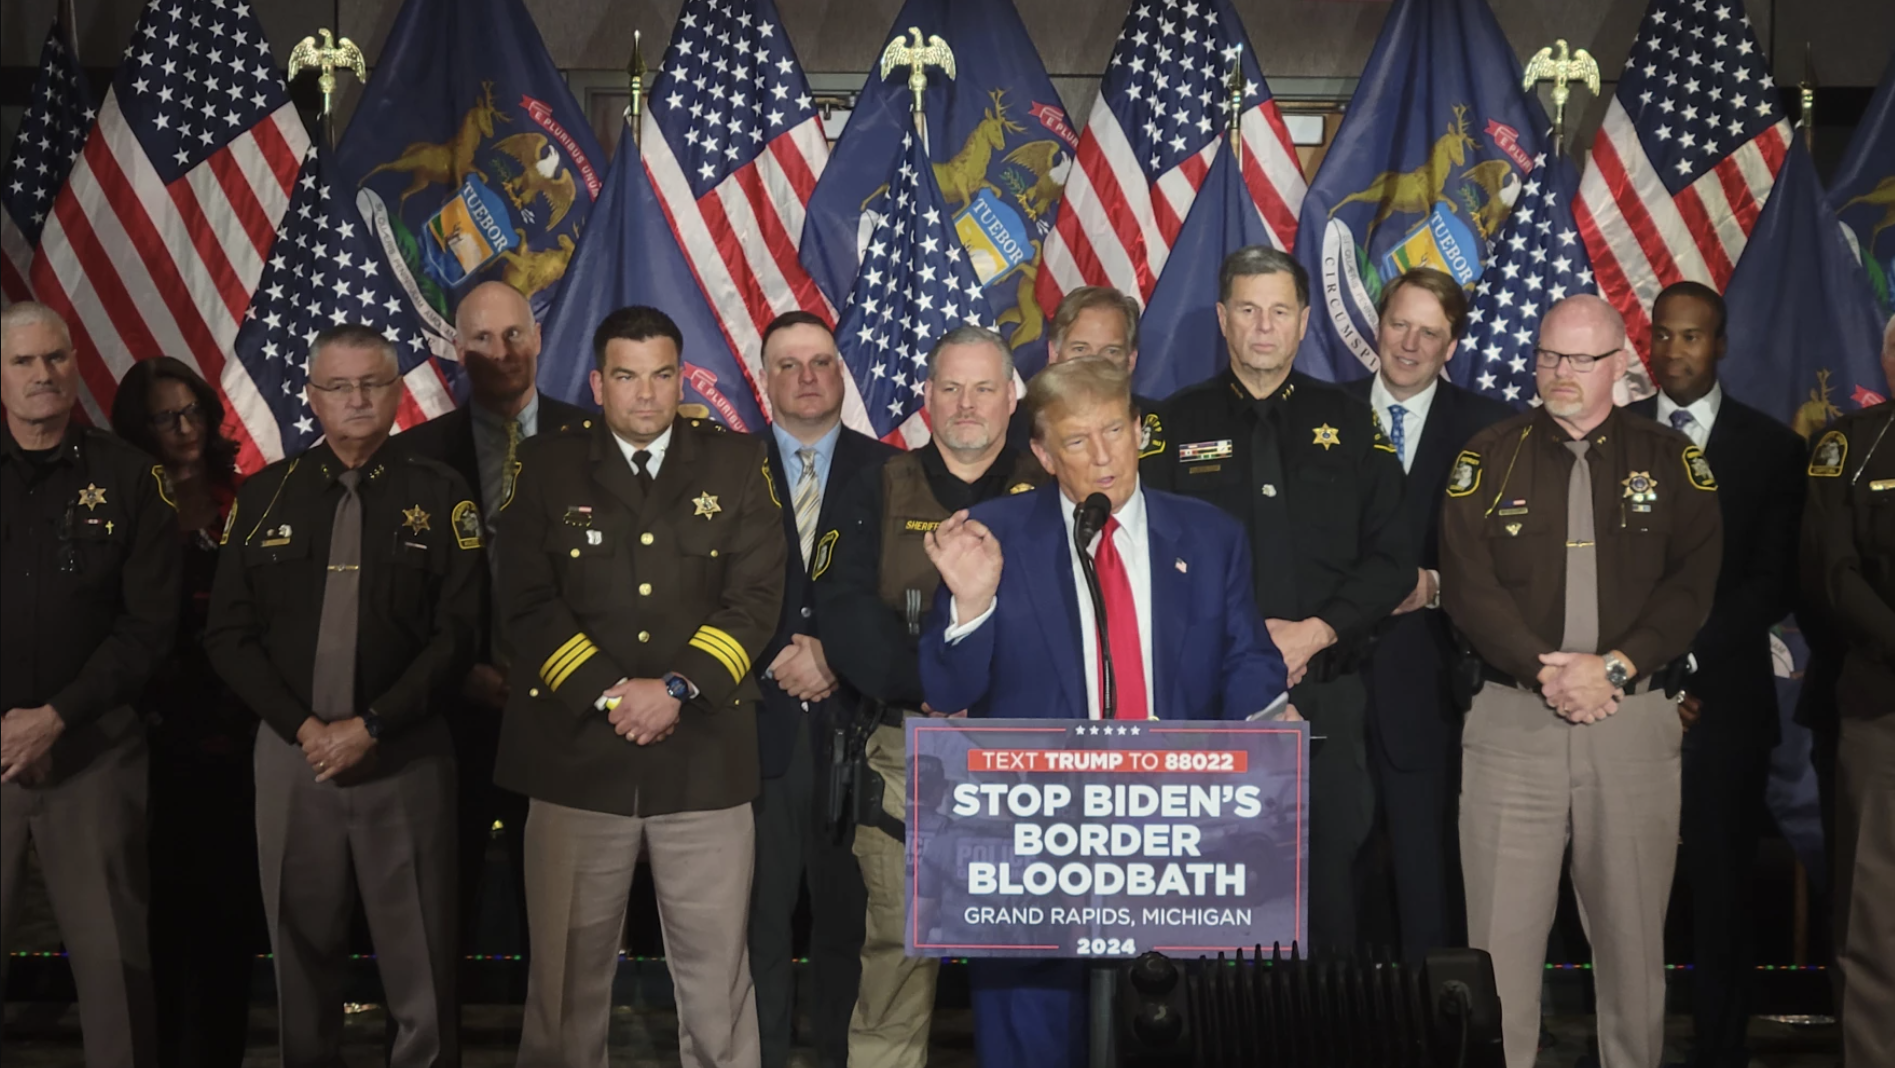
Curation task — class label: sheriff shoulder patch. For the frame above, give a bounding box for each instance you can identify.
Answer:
[1138,412,1166,459]
[811,529,839,580]
[1446,450,1482,497]
[762,459,782,507]
[1808,430,1846,478]
[1369,412,1396,454]
[452,500,483,549]
[220,500,238,546]
[151,465,176,509]
[1682,446,1717,491]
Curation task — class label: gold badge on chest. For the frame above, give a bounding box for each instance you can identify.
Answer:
[1312,424,1341,450]
[77,483,107,510]
[402,504,432,534]
[1621,471,1657,514]
[692,491,721,519]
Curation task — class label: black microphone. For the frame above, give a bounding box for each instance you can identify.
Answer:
[1074,493,1116,720]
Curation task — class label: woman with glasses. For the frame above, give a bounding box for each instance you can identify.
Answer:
[110,357,262,1068]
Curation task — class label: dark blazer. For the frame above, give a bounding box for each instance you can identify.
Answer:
[757,427,898,779]
[397,391,589,659]
[918,484,1289,719]
[1343,376,1512,768]
[1629,393,1805,741]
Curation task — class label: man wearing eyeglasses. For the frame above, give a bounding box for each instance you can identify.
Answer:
[206,323,483,1068]
[1438,295,1723,1068]
[2,302,179,1066]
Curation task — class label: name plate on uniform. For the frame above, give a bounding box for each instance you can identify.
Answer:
[904,718,1308,958]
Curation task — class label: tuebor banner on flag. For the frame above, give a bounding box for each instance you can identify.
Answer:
[1828,49,1895,321]
[1132,140,1273,401]
[29,0,310,469]
[1450,150,1594,409]
[802,0,1076,382]
[335,0,605,346]
[1037,0,1305,314]
[1573,0,1792,386]
[1722,141,1889,434]
[1292,0,1544,385]
[538,118,767,433]
[1,21,94,307]
[639,0,832,418]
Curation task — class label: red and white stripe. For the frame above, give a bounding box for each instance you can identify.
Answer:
[1038,101,1305,314]
[1576,103,1792,364]
[641,110,835,419]
[29,95,309,468]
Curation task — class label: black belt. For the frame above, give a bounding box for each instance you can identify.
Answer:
[1479,662,1675,697]
[876,703,922,728]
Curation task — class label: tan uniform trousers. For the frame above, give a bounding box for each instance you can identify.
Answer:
[0,707,156,1068]
[1461,685,1681,1068]
[850,722,938,1068]
[1834,665,1895,1068]
[517,799,758,1068]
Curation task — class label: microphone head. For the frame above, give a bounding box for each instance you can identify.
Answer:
[1076,492,1112,543]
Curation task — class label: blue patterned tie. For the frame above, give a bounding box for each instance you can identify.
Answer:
[1388,404,1408,465]
[1669,409,1694,433]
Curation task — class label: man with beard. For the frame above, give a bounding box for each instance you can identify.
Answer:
[813,324,1047,1068]
[399,280,588,950]
[1439,295,1722,1068]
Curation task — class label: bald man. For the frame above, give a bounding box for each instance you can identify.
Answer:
[1440,295,1723,1067]
[399,281,588,950]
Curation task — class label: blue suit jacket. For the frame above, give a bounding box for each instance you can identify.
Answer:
[919,484,1288,719]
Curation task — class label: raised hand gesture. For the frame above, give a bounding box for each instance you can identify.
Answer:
[924,510,1004,622]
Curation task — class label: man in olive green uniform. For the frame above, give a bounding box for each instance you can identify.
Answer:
[2,302,179,1068]
[1440,295,1722,1068]
[496,306,784,1068]
[814,324,1045,1068]
[1801,396,1895,1068]
[207,323,483,1068]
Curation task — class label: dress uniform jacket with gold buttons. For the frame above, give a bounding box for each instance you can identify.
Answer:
[494,416,786,817]
[1,424,180,740]
[1439,405,1723,686]
[204,442,484,747]
[1802,403,1895,715]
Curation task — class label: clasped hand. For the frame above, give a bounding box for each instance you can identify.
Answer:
[768,634,837,702]
[1536,651,1624,724]
[604,678,680,746]
[298,717,377,783]
[924,510,1003,622]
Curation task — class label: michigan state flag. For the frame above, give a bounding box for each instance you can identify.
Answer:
[335,0,605,351]
[537,120,766,432]
[1830,50,1895,321]
[1292,0,1544,382]
[800,0,1078,377]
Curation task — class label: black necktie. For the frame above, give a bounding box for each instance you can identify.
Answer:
[1249,401,1297,618]
[633,448,654,490]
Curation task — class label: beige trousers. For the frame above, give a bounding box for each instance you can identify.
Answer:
[849,722,937,1068]
[516,799,758,1068]
[1460,685,1682,1068]
[1834,669,1895,1068]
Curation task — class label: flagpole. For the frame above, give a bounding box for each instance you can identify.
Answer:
[878,27,955,155]
[61,0,79,63]
[1225,45,1244,162]
[626,29,646,155]
[1798,42,1817,153]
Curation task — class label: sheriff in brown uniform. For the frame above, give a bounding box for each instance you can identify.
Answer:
[496,306,785,1068]
[1440,295,1721,1068]
[1800,398,1895,1068]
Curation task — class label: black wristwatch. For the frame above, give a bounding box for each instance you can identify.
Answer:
[662,673,692,701]
[360,708,385,739]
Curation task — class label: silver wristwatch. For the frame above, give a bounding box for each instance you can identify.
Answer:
[1603,653,1631,690]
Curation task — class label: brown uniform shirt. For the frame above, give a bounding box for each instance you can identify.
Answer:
[1800,403,1895,715]
[494,415,786,817]
[1439,405,1722,685]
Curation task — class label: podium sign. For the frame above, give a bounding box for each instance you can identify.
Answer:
[904,718,1308,959]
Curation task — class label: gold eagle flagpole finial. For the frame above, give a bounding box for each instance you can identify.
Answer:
[879,27,956,151]
[288,28,367,148]
[626,29,648,153]
[1224,43,1245,160]
[1797,42,1817,152]
[1522,38,1601,156]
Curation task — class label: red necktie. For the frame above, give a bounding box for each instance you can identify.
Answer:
[1092,516,1148,720]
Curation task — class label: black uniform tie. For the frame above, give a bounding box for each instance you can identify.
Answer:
[1249,401,1297,618]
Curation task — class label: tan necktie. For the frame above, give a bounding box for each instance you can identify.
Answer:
[1560,440,1599,654]
[794,447,820,568]
[310,469,362,721]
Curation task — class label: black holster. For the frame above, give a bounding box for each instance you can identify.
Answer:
[1447,626,1486,713]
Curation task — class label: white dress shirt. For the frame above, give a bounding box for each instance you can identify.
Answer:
[1369,373,1439,476]
[1655,381,1722,449]
[612,424,673,477]
[946,486,1157,719]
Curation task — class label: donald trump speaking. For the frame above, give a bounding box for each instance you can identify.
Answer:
[917,356,1290,1067]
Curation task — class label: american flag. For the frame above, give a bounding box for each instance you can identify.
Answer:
[642,0,833,412]
[1,24,94,306]
[27,0,311,470]
[1455,152,1594,407]
[1575,0,1792,372]
[1037,0,1305,311]
[232,146,456,458]
[836,128,992,441]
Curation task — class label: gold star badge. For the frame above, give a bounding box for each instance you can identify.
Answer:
[1312,424,1341,451]
[692,491,721,519]
[77,483,107,510]
[402,504,432,534]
